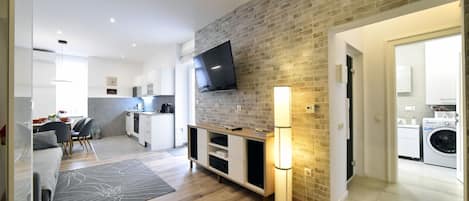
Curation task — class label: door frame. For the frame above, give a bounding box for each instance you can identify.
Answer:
[7,0,14,199]
[384,27,464,183]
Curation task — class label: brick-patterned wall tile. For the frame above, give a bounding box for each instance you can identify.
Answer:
[195,0,425,200]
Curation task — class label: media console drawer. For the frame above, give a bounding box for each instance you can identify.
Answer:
[209,155,228,174]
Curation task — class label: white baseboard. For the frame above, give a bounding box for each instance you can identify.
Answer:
[338,190,349,201]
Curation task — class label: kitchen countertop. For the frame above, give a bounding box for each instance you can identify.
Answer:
[128,111,174,116]
[397,124,420,129]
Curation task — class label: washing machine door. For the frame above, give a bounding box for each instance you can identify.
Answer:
[428,128,456,155]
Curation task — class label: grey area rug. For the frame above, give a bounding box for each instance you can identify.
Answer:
[92,136,149,160]
[54,159,175,201]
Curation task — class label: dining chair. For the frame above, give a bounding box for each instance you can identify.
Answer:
[38,121,71,156]
[71,119,94,152]
[72,118,86,132]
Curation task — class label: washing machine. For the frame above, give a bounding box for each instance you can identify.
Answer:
[422,118,457,168]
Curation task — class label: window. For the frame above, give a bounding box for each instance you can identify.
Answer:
[56,56,88,117]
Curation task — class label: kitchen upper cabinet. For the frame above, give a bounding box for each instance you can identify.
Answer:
[135,68,174,96]
[425,35,461,105]
[158,68,174,95]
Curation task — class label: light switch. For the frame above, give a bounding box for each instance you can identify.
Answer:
[338,123,345,130]
[305,104,316,113]
[336,64,347,83]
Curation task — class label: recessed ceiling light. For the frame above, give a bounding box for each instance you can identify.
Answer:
[131,43,137,48]
[57,30,63,35]
[110,17,116,23]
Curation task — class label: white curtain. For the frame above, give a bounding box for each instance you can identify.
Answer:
[56,56,88,117]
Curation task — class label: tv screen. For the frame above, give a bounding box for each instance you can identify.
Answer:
[194,41,237,92]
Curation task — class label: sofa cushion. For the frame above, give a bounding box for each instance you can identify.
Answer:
[33,131,58,150]
[33,147,63,201]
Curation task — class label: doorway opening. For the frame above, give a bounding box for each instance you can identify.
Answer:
[393,32,464,190]
[328,1,465,201]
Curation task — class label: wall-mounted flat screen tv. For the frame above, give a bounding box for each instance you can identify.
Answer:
[194,41,237,92]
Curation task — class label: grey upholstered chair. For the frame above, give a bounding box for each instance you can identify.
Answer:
[72,118,86,132]
[71,119,94,152]
[38,121,71,155]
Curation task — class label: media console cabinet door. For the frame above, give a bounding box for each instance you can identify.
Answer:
[228,135,245,183]
[197,128,208,166]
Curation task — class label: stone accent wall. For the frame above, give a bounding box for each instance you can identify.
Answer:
[195,0,422,200]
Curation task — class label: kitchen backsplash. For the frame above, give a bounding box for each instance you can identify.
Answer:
[142,96,175,112]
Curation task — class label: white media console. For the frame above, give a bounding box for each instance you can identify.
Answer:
[187,124,275,199]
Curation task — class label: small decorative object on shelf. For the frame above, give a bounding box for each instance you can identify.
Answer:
[223,125,242,131]
[48,114,57,121]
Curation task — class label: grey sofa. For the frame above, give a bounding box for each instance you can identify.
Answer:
[33,147,63,201]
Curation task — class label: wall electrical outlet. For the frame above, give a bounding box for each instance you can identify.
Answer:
[304,168,312,176]
[305,104,316,113]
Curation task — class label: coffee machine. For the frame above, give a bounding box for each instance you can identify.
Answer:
[160,103,174,113]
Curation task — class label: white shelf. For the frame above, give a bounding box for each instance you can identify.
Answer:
[208,142,228,150]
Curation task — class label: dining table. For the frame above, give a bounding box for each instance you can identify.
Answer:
[33,120,74,156]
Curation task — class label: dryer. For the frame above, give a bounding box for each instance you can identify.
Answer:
[422,118,457,168]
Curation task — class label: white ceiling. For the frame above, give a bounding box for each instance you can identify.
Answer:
[33,0,250,62]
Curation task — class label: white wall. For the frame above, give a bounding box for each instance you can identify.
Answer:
[32,51,56,118]
[88,57,143,97]
[329,28,365,201]
[175,39,194,146]
[143,45,178,73]
[14,47,32,97]
[396,42,434,123]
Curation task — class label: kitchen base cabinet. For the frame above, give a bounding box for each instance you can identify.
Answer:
[139,113,174,151]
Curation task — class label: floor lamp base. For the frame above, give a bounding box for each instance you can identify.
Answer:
[275,167,292,201]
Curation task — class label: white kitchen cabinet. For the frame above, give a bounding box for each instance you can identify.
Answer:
[228,135,245,184]
[425,35,461,105]
[134,68,174,96]
[397,125,420,159]
[139,113,174,151]
[396,65,412,93]
[158,68,174,95]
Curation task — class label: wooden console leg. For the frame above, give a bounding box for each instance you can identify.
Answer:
[217,175,222,183]
[189,161,193,169]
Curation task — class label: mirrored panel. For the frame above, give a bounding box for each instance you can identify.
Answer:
[14,0,33,200]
